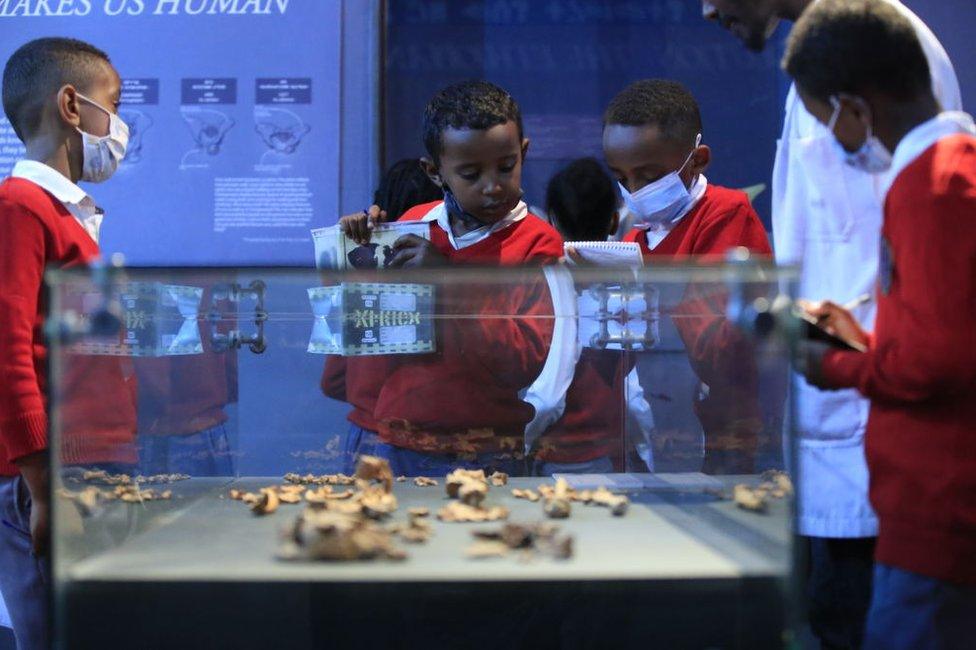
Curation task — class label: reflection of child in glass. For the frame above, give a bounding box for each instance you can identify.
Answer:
[325,80,563,477]
[604,79,772,475]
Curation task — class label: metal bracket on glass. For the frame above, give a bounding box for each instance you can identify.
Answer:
[209,280,268,354]
[580,283,660,351]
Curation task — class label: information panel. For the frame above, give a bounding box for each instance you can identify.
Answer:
[0,0,341,265]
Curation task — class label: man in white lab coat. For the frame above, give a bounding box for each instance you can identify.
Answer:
[702,1,960,648]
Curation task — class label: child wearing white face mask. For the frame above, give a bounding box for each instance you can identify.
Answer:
[604,79,770,259]
[0,37,135,650]
[604,80,774,474]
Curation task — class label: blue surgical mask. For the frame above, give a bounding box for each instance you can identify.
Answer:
[619,133,701,228]
[827,95,892,174]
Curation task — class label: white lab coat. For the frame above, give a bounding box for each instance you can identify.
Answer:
[773,0,961,538]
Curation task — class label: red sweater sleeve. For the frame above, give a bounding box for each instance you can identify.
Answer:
[822,169,976,402]
[0,199,49,462]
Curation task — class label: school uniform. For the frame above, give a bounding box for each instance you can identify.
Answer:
[772,4,961,645]
[0,161,136,650]
[817,113,976,648]
[338,200,563,476]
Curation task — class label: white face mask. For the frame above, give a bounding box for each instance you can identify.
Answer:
[74,91,129,183]
[827,95,892,174]
[619,133,701,228]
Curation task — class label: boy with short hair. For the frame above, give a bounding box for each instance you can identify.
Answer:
[330,80,563,476]
[784,1,976,645]
[604,79,773,473]
[0,37,135,649]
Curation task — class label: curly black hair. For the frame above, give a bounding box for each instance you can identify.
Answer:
[3,37,112,141]
[603,79,702,145]
[422,80,523,163]
[546,158,618,241]
[782,0,930,103]
[373,158,443,221]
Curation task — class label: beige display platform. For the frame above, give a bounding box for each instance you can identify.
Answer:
[60,474,790,583]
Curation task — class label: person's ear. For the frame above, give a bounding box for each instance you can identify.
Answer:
[419,156,444,189]
[520,138,530,162]
[689,144,711,176]
[57,85,83,129]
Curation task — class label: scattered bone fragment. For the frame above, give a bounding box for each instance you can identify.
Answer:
[283,472,356,486]
[358,486,398,519]
[278,508,406,562]
[488,471,509,487]
[413,476,438,487]
[543,497,571,519]
[278,491,302,505]
[437,501,509,523]
[733,484,767,512]
[468,523,574,560]
[445,469,488,499]
[355,455,394,494]
[408,507,430,518]
[457,480,488,507]
[590,487,629,516]
[466,540,509,559]
[512,488,540,502]
[251,488,280,515]
[396,476,407,483]
[542,478,572,519]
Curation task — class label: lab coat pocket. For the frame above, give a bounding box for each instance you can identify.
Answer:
[794,378,868,443]
[790,135,855,243]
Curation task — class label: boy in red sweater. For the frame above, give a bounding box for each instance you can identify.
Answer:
[784,1,976,646]
[0,38,133,649]
[606,80,773,474]
[329,81,562,476]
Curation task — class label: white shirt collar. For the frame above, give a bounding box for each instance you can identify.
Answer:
[11,160,103,243]
[422,200,529,250]
[883,112,976,198]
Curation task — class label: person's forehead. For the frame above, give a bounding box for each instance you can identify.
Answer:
[441,122,521,160]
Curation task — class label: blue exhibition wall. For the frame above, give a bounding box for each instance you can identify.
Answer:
[384,0,791,228]
[0,0,341,266]
[384,0,975,230]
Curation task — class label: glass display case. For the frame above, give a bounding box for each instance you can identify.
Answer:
[46,260,800,649]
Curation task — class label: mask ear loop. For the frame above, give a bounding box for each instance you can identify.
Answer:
[827,96,843,134]
[677,132,704,187]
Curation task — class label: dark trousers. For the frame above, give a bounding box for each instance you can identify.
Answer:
[864,563,976,650]
[0,476,50,650]
[803,535,876,650]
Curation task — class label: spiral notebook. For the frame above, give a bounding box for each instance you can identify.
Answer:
[564,241,644,267]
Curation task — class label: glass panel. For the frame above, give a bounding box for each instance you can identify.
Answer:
[47,262,798,647]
